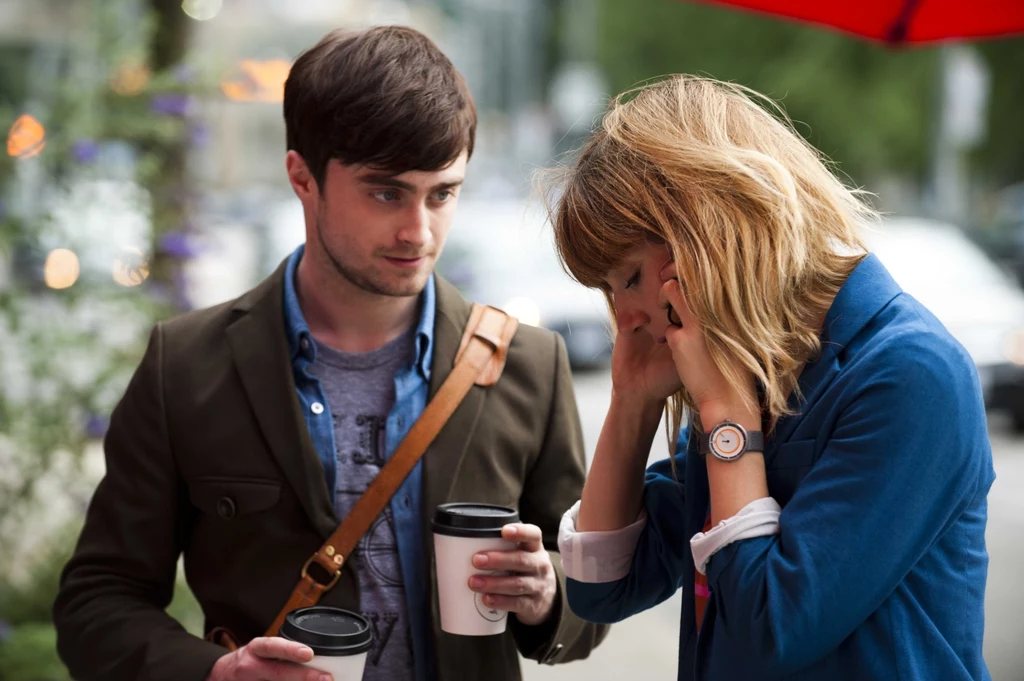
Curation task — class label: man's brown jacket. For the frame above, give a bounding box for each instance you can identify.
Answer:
[53,260,609,681]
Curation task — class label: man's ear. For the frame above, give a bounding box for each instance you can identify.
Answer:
[285,150,318,202]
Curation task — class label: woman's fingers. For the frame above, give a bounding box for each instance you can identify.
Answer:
[658,279,692,329]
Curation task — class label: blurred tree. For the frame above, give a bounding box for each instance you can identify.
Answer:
[594,0,937,185]
[0,1,205,677]
[144,0,196,296]
[973,39,1024,186]
[592,0,1024,193]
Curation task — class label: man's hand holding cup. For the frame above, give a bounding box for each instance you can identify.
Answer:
[206,637,331,681]
[468,522,557,627]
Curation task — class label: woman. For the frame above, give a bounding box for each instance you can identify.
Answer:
[552,75,994,680]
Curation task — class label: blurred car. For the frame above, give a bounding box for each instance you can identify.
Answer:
[437,198,613,370]
[867,217,1024,431]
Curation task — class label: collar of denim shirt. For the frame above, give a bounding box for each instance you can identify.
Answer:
[282,243,435,381]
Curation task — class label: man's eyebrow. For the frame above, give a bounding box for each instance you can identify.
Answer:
[431,179,464,191]
[359,174,416,191]
[358,174,464,193]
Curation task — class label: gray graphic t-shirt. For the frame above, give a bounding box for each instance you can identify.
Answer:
[309,330,416,681]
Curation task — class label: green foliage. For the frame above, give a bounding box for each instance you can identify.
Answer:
[0,1,206,675]
[0,523,78,681]
[0,623,71,681]
[167,575,205,638]
[973,39,1024,184]
[0,519,204,680]
[594,0,1024,189]
[0,523,80,627]
[0,0,209,554]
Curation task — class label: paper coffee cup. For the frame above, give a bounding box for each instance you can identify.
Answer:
[279,606,372,679]
[432,503,519,636]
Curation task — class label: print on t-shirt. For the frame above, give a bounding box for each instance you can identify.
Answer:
[310,331,418,681]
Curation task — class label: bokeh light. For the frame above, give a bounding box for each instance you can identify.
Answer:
[44,249,80,289]
[6,114,46,159]
[501,296,543,327]
[113,247,151,287]
[1006,330,1024,367]
[181,0,222,21]
[221,59,292,102]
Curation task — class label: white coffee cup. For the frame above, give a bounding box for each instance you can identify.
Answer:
[278,606,372,679]
[432,503,519,636]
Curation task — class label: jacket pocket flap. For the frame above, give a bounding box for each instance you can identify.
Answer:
[189,477,281,516]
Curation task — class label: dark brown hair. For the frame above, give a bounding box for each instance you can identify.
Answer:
[284,26,477,187]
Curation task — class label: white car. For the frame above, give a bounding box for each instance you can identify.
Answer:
[436,198,613,369]
[867,217,1024,430]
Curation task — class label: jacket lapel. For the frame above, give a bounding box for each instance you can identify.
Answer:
[420,276,490,520]
[224,261,337,538]
[768,254,902,455]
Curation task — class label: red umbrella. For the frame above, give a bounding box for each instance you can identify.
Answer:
[687,0,1024,44]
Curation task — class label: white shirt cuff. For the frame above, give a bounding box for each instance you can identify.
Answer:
[557,500,648,583]
[690,497,781,575]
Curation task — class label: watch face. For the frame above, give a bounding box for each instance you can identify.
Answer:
[711,423,746,460]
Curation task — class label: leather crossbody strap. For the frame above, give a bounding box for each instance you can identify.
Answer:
[259,303,518,639]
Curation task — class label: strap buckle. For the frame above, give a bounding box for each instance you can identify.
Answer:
[471,307,507,349]
[300,555,343,590]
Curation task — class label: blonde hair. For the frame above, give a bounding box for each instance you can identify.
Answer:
[548,75,877,446]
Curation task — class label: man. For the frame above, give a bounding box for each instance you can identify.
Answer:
[53,26,608,681]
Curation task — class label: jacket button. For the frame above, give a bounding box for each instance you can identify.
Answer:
[216,496,236,519]
[543,643,564,664]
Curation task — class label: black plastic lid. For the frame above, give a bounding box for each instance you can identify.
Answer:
[432,503,519,538]
[279,607,372,656]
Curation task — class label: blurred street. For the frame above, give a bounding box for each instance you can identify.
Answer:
[521,369,1024,681]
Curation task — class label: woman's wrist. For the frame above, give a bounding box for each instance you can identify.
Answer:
[699,403,760,433]
[577,393,663,532]
[610,390,665,430]
[699,396,769,526]
[706,453,769,525]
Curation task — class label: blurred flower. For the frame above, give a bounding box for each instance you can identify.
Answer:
[149,93,192,117]
[109,63,151,96]
[85,414,109,439]
[159,231,201,258]
[146,281,172,305]
[72,138,100,164]
[6,114,46,159]
[190,123,210,147]
[172,269,193,310]
[174,63,197,84]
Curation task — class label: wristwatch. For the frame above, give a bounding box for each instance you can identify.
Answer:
[698,420,764,462]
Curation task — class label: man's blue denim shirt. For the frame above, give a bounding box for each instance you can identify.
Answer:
[282,244,436,681]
